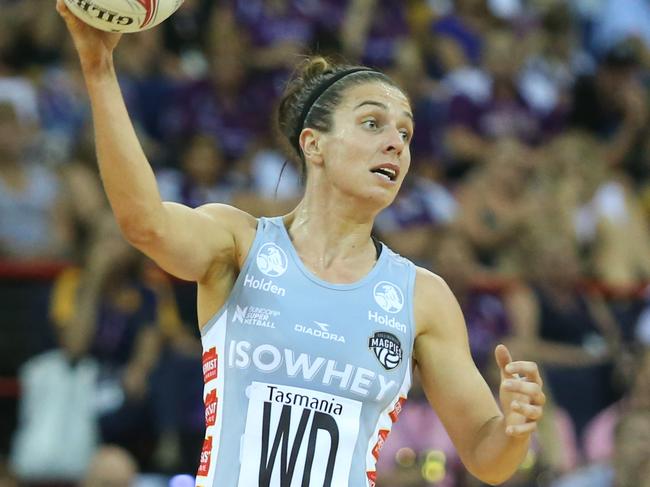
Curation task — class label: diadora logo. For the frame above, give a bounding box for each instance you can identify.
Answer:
[232,305,279,329]
[256,242,288,277]
[369,332,403,370]
[244,274,286,296]
[373,281,404,313]
[294,321,346,343]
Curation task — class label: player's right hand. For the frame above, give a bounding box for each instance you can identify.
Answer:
[56,0,122,73]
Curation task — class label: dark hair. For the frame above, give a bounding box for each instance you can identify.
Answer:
[277,56,404,174]
[601,39,640,69]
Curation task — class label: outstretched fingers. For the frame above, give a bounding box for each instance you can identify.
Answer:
[503,378,546,406]
[505,360,543,386]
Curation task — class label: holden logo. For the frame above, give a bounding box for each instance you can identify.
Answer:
[256,243,288,277]
[369,332,403,370]
[373,281,404,313]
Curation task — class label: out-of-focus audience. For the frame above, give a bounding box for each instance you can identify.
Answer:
[82,445,138,487]
[2,0,650,485]
[0,102,74,260]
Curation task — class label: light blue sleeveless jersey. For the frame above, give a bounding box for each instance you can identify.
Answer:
[198,217,416,487]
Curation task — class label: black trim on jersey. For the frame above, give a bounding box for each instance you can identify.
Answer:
[371,235,383,260]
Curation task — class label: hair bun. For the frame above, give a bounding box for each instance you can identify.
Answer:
[299,56,334,82]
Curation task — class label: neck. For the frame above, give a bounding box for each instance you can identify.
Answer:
[284,181,380,268]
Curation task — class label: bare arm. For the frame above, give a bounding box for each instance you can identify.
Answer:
[414,269,545,485]
[56,1,254,282]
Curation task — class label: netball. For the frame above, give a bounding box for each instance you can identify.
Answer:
[62,0,184,33]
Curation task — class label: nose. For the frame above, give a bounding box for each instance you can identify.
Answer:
[382,125,405,155]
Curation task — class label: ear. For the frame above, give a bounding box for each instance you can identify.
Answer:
[299,128,324,166]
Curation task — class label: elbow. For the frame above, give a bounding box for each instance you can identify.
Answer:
[116,213,165,247]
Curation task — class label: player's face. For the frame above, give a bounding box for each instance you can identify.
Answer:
[318,82,413,207]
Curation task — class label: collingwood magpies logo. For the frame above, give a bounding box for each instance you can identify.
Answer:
[369,332,402,370]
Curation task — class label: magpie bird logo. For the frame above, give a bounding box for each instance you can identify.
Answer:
[256,243,288,277]
[373,281,404,313]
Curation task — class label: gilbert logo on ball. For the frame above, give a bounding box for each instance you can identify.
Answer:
[63,0,184,33]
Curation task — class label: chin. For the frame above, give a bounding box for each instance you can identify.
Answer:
[359,187,399,212]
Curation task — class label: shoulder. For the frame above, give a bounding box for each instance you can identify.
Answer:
[195,203,259,268]
[196,203,258,234]
[414,266,453,310]
[413,265,466,340]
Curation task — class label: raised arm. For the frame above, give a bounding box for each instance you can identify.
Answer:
[413,268,545,485]
[56,1,255,283]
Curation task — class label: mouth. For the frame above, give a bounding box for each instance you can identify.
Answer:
[370,163,400,182]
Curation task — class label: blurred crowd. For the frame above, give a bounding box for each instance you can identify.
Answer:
[1,0,650,486]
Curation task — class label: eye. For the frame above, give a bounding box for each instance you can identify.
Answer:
[399,129,412,142]
[362,119,378,130]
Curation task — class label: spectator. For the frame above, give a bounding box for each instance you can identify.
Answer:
[233,0,315,72]
[83,445,138,487]
[569,39,649,177]
[425,0,495,77]
[432,229,511,370]
[505,241,622,441]
[51,217,204,472]
[453,139,535,278]
[36,44,92,162]
[9,262,101,483]
[585,177,650,289]
[0,2,65,71]
[518,3,592,117]
[157,134,237,208]
[113,29,177,167]
[45,217,157,465]
[340,0,410,68]
[160,7,268,163]
[228,145,302,218]
[567,346,650,487]
[444,28,561,178]
[0,101,74,260]
[56,122,107,258]
[162,0,215,62]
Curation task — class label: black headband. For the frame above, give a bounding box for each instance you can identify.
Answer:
[292,67,378,154]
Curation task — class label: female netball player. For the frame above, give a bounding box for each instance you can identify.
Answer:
[56,1,545,485]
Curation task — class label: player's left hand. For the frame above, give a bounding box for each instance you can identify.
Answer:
[495,344,545,438]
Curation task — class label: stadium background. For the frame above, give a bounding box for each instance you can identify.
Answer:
[1,0,649,486]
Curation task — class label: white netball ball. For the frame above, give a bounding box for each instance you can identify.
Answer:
[63,0,184,33]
